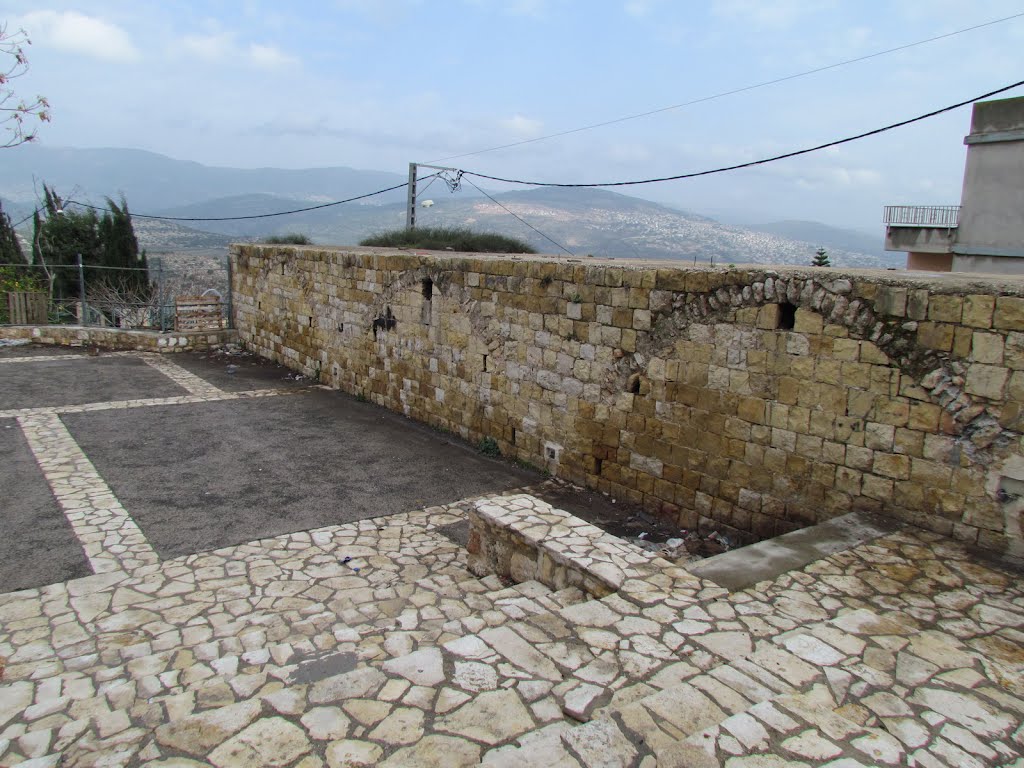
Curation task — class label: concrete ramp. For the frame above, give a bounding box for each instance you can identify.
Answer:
[686,510,901,592]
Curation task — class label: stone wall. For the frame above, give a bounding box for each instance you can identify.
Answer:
[231,245,1024,560]
[1,325,235,352]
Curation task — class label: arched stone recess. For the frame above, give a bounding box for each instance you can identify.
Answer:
[610,273,1017,463]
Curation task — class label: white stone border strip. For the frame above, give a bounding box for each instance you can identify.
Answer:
[0,350,137,364]
[18,412,159,575]
[140,353,226,397]
[0,387,306,420]
[0,354,94,364]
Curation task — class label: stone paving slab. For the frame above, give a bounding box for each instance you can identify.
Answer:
[3,493,1021,767]
[0,422,91,592]
[0,357,187,411]
[1,347,1022,767]
[61,387,539,560]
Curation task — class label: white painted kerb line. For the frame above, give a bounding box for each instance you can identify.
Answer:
[140,354,226,397]
[18,413,159,574]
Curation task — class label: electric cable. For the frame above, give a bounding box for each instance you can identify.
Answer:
[457,78,1024,188]
[460,175,575,256]
[64,179,425,221]
[426,11,1024,163]
[415,173,442,198]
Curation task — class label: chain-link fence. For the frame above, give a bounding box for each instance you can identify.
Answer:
[0,253,231,331]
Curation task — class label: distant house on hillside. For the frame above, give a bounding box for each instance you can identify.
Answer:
[884,94,1024,274]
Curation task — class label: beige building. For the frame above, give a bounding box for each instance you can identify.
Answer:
[885,94,1024,274]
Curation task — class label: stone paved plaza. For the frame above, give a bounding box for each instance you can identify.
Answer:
[1,346,1023,767]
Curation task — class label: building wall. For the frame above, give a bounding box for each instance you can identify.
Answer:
[958,140,1024,254]
[907,252,953,272]
[952,255,1024,276]
[955,95,1024,258]
[232,245,1024,560]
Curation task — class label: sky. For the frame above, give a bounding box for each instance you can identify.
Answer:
[3,0,1024,231]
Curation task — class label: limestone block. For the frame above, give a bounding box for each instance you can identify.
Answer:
[860,342,890,365]
[864,422,895,451]
[953,326,973,358]
[874,286,908,317]
[872,453,911,480]
[835,466,862,494]
[785,307,819,337]
[971,332,1004,365]
[964,364,1009,400]
[907,289,930,320]
[872,400,909,427]
[994,296,1024,331]
[861,474,894,501]
[633,309,652,331]
[1004,332,1024,371]
[917,322,954,352]
[963,294,995,328]
[757,304,780,330]
[928,295,963,323]
[1004,371,1024,406]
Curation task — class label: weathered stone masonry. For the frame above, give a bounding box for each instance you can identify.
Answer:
[231,245,1024,560]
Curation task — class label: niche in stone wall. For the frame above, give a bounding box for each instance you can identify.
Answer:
[421,278,433,325]
[777,302,797,330]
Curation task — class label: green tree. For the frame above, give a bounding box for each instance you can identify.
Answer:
[33,186,101,299]
[812,247,831,267]
[97,197,150,296]
[0,201,24,263]
[32,187,151,317]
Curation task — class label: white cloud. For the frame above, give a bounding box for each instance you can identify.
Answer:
[18,10,139,61]
[179,32,298,69]
[500,114,543,138]
[624,0,659,17]
[247,43,299,69]
[711,0,834,28]
[789,165,883,189]
[463,0,552,17]
[180,32,234,61]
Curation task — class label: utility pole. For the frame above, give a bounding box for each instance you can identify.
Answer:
[406,162,459,229]
[406,163,418,230]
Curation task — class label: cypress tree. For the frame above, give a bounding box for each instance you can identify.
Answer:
[0,202,24,264]
[98,197,150,298]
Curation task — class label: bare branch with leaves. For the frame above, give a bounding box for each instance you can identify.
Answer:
[1,23,50,148]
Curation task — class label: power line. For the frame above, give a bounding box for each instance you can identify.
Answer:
[459,175,575,256]
[427,11,1024,163]
[457,78,1024,189]
[10,210,38,229]
[64,179,423,222]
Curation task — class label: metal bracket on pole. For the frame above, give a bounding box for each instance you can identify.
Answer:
[407,162,461,230]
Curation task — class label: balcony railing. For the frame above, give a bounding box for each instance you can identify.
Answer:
[883,205,961,228]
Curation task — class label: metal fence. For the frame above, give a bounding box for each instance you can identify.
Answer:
[0,254,231,330]
[883,205,961,228]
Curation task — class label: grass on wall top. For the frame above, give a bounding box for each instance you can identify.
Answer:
[360,226,536,254]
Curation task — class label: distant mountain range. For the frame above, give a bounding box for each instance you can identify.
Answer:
[2,145,900,268]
